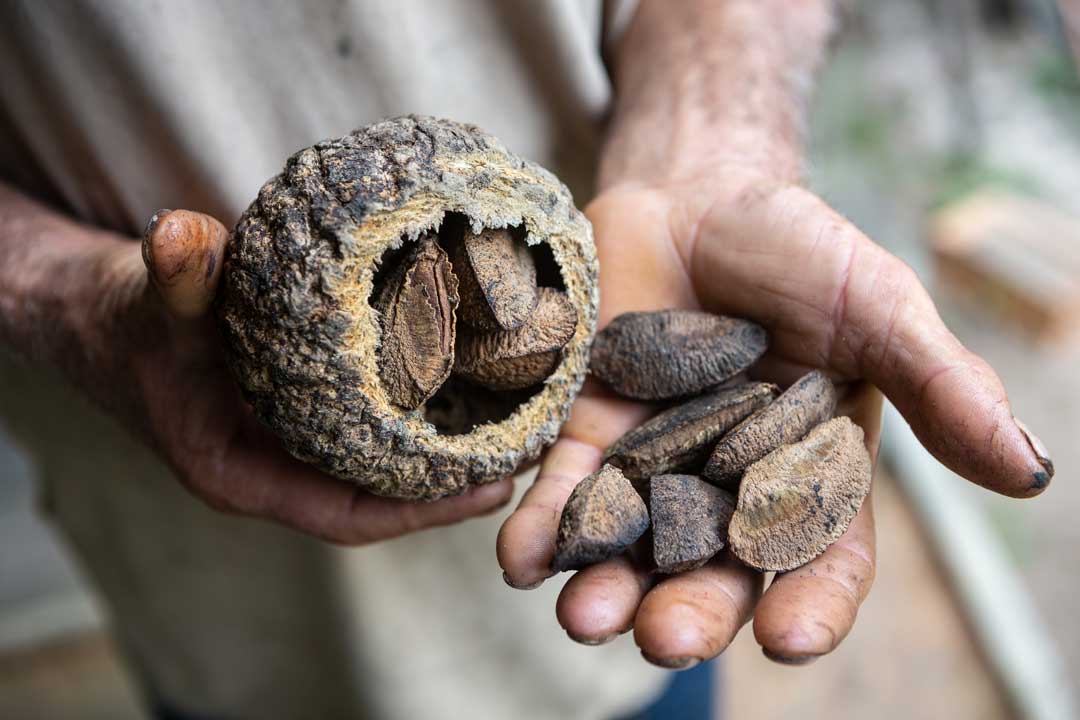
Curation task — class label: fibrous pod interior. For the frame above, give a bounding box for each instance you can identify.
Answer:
[650,474,736,574]
[216,116,599,500]
[703,370,838,490]
[604,382,779,481]
[552,464,650,572]
[590,310,768,400]
[728,416,872,572]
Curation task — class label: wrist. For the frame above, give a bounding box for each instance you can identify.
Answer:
[598,0,836,192]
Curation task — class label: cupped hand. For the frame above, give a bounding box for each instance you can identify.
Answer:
[497,172,1053,667]
[102,209,512,543]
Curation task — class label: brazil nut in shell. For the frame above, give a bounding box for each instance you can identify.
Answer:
[215,116,599,500]
[589,310,768,400]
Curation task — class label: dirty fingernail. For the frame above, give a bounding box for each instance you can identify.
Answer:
[1015,417,1054,488]
[502,571,543,590]
[569,631,618,646]
[640,651,701,670]
[762,647,820,666]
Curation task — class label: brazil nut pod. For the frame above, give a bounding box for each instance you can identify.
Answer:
[216,116,598,500]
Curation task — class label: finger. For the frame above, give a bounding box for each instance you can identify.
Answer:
[633,552,763,669]
[497,380,657,589]
[691,185,1052,498]
[556,555,652,644]
[496,433,605,589]
[753,497,875,664]
[750,382,882,663]
[142,208,228,318]
[191,426,515,544]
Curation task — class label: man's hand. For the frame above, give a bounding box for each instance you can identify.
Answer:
[0,185,512,543]
[498,172,1052,667]
[498,0,1053,668]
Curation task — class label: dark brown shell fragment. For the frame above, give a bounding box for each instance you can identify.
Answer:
[650,474,736,574]
[454,288,576,390]
[604,383,779,481]
[552,465,650,572]
[703,370,838,490]
[215,116,598,500]
[373,234,459,409]
[589,310,768,400]
[451,226,538,331]
[728,416,872,571]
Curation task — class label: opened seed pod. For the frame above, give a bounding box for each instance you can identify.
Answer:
[216,116,598,500]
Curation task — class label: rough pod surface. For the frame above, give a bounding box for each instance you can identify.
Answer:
[728,416,872,572]
[216,116,598,500]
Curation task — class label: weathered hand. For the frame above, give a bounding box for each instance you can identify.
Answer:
[497,172,1053,666]
[85,208,513,543]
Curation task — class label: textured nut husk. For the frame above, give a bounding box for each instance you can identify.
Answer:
[650,474,736,574]
[452,226,538,331]
[454,288,576,390]
[216,116,598,500]
[552,465,650,572]
[728,416,872,571]
[604,383,779,481]
[590,310,768,400]
[703,370,838,490]
[373,234,459,409]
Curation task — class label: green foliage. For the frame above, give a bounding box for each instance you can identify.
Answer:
[928,152,1042,210]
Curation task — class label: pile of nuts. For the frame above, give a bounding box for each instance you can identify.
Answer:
[374,225,576,409]
[553,309,872,574]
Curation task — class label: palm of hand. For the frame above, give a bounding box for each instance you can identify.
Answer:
[498,176,1047,665]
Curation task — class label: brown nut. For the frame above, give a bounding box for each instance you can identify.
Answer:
[454,288,577,391]
[650,474,735,574]
[703,370,838,490]
[590,310,768,400]
[604,382,779,481]
[373,233,459,409]
[451,226,538,331]
[552,464,650,572]
[728,416,872,571]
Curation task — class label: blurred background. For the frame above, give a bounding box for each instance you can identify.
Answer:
[1,0,1078,718]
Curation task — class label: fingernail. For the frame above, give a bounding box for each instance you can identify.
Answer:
[640,651,701,670]
[568,631,618,646]
[143,208,173,241]
[1015,417,1054,488]
[502,570,543,590]
[762,647,820,666]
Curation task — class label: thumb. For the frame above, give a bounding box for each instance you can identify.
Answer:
[691,185,1053,499]
[142,209,228,318]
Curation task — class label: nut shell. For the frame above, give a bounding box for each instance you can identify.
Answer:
[728,416,872,571]
[216,116,598,500]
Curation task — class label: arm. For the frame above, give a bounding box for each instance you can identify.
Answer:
[0,182,512,540]
[599,0,831,189]
[499,0,1051,667]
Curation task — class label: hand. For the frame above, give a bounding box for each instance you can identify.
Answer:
[41,204,512,543]
[497,171,1053,666]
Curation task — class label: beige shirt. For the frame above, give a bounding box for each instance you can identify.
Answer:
[0,1,667,719]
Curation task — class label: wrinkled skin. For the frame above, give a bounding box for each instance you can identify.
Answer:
[497,170,1053,667]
